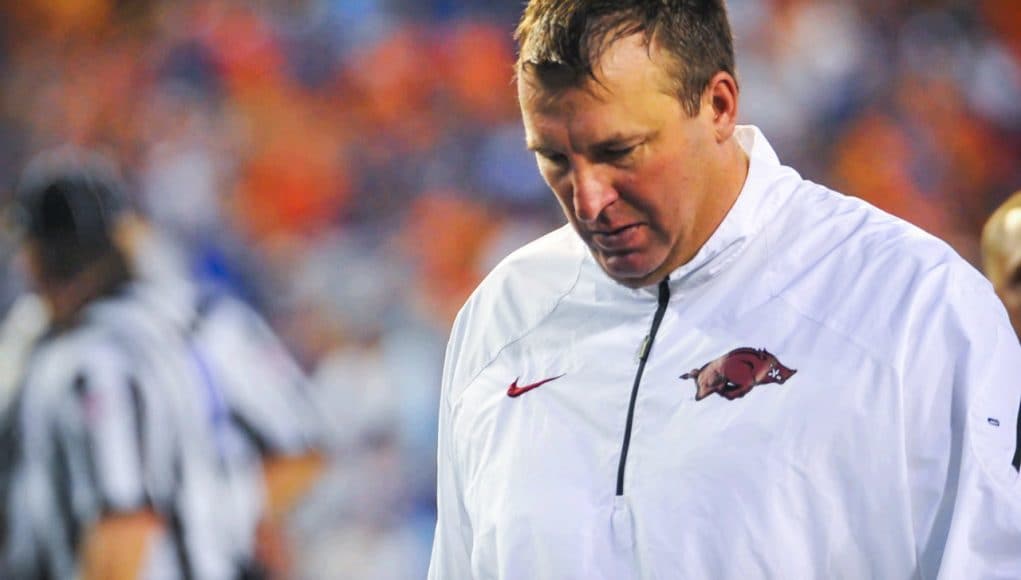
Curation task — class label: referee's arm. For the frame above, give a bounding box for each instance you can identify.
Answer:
[57,356,169,580]
[80,510,164,580]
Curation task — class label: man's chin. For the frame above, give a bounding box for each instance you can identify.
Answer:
[598,254,660,289]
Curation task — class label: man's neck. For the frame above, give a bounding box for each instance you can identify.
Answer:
[43,255,130,329]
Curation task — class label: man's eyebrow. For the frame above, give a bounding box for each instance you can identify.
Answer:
[591,133,634,147]
[587,130,657,153]
[526,131,655,153]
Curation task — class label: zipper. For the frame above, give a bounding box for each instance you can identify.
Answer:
[616,278,671,496]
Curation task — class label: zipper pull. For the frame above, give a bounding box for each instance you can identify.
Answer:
[637,334,651,363]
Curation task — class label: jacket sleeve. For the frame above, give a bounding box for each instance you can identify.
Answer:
[936,318,1021,578]
[428,310,474,579]
[905,267,1021,578]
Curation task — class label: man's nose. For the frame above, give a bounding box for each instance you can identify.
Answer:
[572,165,617,224]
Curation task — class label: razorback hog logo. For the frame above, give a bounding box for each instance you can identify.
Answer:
[681,348,796,401]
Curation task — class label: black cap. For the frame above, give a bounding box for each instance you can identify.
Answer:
[13,147,126,246]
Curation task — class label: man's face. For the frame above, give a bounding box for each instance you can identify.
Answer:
[518,33,729,288]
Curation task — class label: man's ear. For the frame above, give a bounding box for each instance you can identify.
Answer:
[704,71,739,143]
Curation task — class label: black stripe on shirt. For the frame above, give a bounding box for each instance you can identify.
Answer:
[169,455,195,580]
[1013,398,1020,472]
[71,374,110,516]
[230,409,272,456]
[125,375,155,509]
[52,386,82,556]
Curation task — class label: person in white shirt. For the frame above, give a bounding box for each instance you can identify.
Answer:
[429,1,1021,578]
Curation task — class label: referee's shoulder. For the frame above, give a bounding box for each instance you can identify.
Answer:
[23,319,126,405]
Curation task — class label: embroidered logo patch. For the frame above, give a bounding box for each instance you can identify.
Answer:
[681,347,796,401]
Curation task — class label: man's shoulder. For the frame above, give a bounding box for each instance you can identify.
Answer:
[34,315,113,362]
[472,224,586,303]
[32,291,174,379]
[20,323,117,421]
[33,313,133,375]
[774,180,968,283]
[444,225,585,398]
[768,183,993,358]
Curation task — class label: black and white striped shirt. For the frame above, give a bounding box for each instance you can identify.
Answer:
[4,285,251,580]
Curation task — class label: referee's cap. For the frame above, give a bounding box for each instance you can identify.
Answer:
[11,146,127,246]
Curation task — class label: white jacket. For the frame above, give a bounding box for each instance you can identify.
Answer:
[429,127,1021,579]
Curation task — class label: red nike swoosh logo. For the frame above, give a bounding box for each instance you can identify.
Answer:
[507,374,564,398]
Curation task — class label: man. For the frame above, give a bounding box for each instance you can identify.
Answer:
[2,149,237,579]
[982,190,1021,339]
[429,1,1021,578]
[2,149,321,579]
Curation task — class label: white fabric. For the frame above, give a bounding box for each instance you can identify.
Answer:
[131,230,321,457]
[0,294,47,412]
[429,126,1021,579]
[189,294,320,455]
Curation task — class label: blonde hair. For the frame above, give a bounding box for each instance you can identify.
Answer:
[982,190,1021,286]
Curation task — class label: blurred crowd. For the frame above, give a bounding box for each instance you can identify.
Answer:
[0,0,1018,578]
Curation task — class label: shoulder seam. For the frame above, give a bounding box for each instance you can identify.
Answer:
[451,248,587,410]
[773,292,895,375]
[758,184,887,366]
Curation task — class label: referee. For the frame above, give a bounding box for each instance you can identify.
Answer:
[1,149,252,579]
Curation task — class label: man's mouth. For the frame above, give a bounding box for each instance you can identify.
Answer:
[590,224,642,251]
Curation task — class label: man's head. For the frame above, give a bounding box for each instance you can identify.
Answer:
[515,0,747,288]
[982,191,1021,339]
[12,148,132,323]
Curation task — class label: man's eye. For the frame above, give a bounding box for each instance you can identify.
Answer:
[599,146,636,162]
[537,151,567,165]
